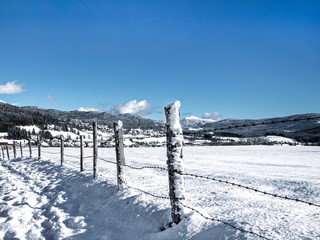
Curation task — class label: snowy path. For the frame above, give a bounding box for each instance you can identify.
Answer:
[0,146,320,239]
[0,158,175,240]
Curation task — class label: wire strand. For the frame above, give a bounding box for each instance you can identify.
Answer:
[123,182,170,199]
[176,170,320,208]
[179,201,271,240]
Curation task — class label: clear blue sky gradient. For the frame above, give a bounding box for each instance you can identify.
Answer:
[1,0,319,120]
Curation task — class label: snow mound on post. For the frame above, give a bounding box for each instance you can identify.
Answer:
[166,101,183,134]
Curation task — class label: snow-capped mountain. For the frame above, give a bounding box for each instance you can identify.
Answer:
[181,116,219,129]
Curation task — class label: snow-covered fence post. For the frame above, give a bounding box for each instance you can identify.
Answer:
[13,141,17,158]
[20,142,23,158]
[93,122,98,178]
[1,146,4,160]
[0,146,2,159]
[165,101,186,224]
[80,135,84,172]
[38,136,41,159]
[28,138,32,158]
[114,121,126,191]
[6,145,10,160]
[61,137,64,166]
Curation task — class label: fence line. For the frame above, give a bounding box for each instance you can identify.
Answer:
[98,157,117,165]
[63,161,80,169]
[123,163,167,171]
[41,149,320,209]
[3,104,320,240]
[64,153,80,159]
[123,182,170,200]
[175,170,320,208]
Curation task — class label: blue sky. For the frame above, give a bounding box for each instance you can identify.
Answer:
[0,0,319,120]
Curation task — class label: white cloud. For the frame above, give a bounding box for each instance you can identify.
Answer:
[78,107,101,112]
[0,81,25,94]
[111,100,154,115]
[48,95,55,102]
[202,112,222,120]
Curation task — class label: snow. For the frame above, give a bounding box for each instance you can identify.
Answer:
[77,107,101,112]
[182,116,219,129]
[0,132,8,137]
[134,136,166,144]
[186,116,217,123]
[166,101,183,134]
[116,120,123,130]
[0,146,319,239]
[18,125,41,134]
[0,139,9,144]
[49,130,79,140]
[264,135,297,144]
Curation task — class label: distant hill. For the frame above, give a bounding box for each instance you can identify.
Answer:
[21,106,164,131]
[183,113,320,143]
[1,102,319,143]
[0,102,164,132]
[0,102,60,132]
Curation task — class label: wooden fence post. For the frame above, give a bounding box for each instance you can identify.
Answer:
[28,138,32,158]
[13,141,17,158]
[80,135,84,172]
[6,145,10,160]
[0,146,2,159]
[93,122,98,178]
[114,120,126,191]
[1,146,4,160]
[165,101,186,224]
[20,142,23,158]
[61,137,64,166]
[38,136,41,159]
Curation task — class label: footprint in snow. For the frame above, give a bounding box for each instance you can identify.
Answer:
[3,230,19,240]
[0,209,9,217]
[63,216,86,229]
[2,196,15,201]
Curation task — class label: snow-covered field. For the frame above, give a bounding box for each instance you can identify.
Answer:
[1,146,319,240]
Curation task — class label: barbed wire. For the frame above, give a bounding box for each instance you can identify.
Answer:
[184,116,320,134]
[63,162,79,169]
[123,180,271,240]
[42,150,92,160]
[41,150,60,156]
[176,170,320,208]
[179,201,271,240]
[64,153,80,159]
[123,163,167,171]
[98,157,117,165]
[123,182,170,199]
[122,135,166,140]
[38,150,320,208]
[100,135,166,143]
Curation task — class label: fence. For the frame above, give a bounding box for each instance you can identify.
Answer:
[1,101,320,240]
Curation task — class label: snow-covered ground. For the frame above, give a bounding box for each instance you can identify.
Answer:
[0,146,319,240]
